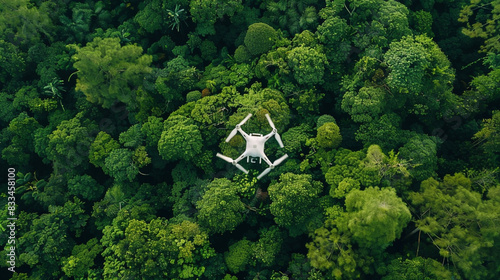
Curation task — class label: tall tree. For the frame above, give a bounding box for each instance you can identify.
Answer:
[459,0,500,53]
[287,45,327,86]
[383,35,456,125]
[473,111,500,156]
[341,187,411,250]
[0,0,54,48]
[70,37,152,109]
[268,173,323,236]
[46,115,97,172]
[189,0,243,36]
[196,178,246,234]
[158,115,203,162]
[14,198,88,278]
[410,174,500,280]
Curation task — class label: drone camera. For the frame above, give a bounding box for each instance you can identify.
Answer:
[247,156,262,164]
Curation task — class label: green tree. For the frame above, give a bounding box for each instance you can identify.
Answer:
[281,124,313,157]
[306,209,374,280]
[264,0,319,35]
[89,131,120,168]
[14,198,88,278]
[196,178,246,234]
[325,148,381,198]
[316,16,351,71]
[382,257,452,280]
[46,115,97,172]
[383,35,456,125]
[307,185,411,279]
[134,1,188,33]
[268,173,323,236]
[140,116,166,168]
[459,0,500,53]
[355,113,415,151]
[342,86,387,123]
[342,187,411,250]
[384,35,432,94]
[102,216,216,278]
[186,90,202,102]
[410,10,434,37]
[119,124,144,149]
[141,116,164,147]
[149,56,199,117]
[362,145,412,190]
[61,238,103,278]
[70,37,152,108]
[287,45,327,85]
[0,0,54,48]
[227,86,291,135]
[6,112,40,150]
[190,0,243,36]
[67,175,104,201]
[316,122,342,149]
[410,174,500,280]
[319,0,411,60]
[473,111,500,155]
[253,226,284,267]
[103,148,146,182]
[316,115,336,128]
[398,135,438,181]
[2,112,41,166]
[43,77,66,111]
[0,40,25,90]
[234,45,251,63]
[158,115,203,161]
[101,218,173,279]
[244,22,278,56]
[225,239,253,274]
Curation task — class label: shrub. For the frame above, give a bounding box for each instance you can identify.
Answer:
[186,90,202,102]
[244,23,277,56]
[234,45,251,63]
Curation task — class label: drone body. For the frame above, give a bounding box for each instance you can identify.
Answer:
[217,113,288,180]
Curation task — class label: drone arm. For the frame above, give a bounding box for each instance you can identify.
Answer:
[263,130,275,140]
[238,127,249,140]
[225,128,238,142]
[234,152,248,163]
[261,154,273,166]
[226,126,248,142]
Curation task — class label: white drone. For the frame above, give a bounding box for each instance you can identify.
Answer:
[217,113,288,180]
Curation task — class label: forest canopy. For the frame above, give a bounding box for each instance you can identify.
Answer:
[0,0,499,279]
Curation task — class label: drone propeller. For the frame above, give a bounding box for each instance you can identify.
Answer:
[238,113,253,126]
[225,128,238,142]
[257,154,288,180]
[274,132,284,148]
[226,113,253,142]
[235,163,249,174]
[216,153,249,174]
[216,153,233,163]
[265,114,284,148]
[274,154,288,166]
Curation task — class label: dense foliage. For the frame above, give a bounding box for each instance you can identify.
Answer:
[1,0,499,279]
